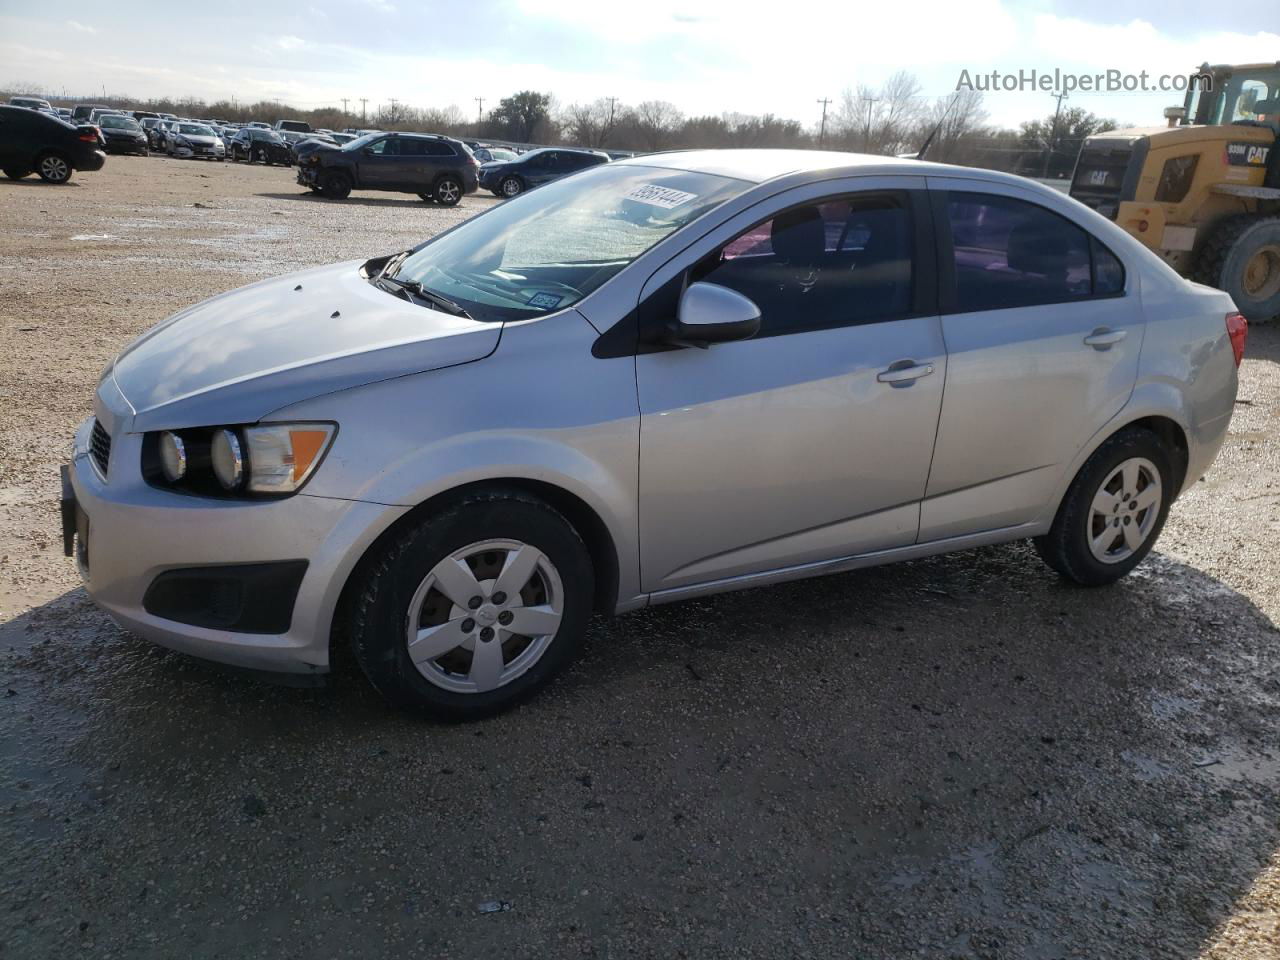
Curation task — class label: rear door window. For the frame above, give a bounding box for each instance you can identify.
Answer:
[944,192,1122,312]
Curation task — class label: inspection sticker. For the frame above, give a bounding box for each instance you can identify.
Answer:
[527,291,564,309]
[624,184,698,209]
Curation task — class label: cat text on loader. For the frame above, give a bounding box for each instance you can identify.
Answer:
[1070,62,1280,321]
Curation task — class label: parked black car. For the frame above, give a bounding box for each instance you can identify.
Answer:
[296,131,478,205]
[477,147,609,197]
[0,106,106,183]
[71,104,111,123]
[97,114,149,155]
[228,127,291,165]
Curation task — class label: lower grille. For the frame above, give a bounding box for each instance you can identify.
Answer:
[90,419,112,477]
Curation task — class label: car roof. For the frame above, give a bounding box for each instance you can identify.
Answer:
[611,148,1018,185]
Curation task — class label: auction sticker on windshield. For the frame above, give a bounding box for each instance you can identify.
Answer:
[527,292,564,309]
[624,184,698,209]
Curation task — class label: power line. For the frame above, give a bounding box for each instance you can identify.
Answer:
[816,97,831,147]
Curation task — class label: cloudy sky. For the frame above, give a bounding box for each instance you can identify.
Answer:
[1,0,1277,129]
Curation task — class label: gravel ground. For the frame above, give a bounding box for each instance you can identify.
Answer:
[2,156,1279,959]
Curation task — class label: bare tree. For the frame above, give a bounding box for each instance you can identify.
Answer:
[631,100,684,151]
[560,98,620,147]
[836,71,924,155]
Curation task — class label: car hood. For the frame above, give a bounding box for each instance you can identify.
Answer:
[103,127,145,137]
[479,161,513,171]
[177,135,221,145]
[109,261,501,432]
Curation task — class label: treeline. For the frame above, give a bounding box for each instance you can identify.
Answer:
[3,71,1122,178]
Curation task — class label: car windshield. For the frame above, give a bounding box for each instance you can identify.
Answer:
[252,129,282,141]
[342,133,381,151]
[178,123,214,136]
[390,163,748,322]
[101,115,140,130]
[489,149,517,161]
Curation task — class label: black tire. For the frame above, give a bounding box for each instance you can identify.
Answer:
[418,192,436,203]
[320,171,352,200]
[35,152,72,184]
[253,146,266,164]
[500,175,523,198]
[1034,427,1174,586]
[348,490,594,720]
[1192,214,1280,323]
[3,168,31,180]
[434,174,463,207]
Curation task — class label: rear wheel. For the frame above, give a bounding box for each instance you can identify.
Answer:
[348,491,594,720]
[434,174,463,207]
[1193,215,1280,323]
[321,171,352,200]
[1034,427,1173,586]
[36,152,71,184]
[3,168,31,180]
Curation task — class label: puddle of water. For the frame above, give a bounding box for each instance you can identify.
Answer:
[1203,754,1280,782]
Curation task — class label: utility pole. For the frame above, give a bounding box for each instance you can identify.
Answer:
[1042,90,1069,178]
[605,96,618,125]
[475,97,485,126]
[341,97,349,116]
[360,98,368,124]
[388,97,400,125]
[816,97,831,148]
[861,97,879,152]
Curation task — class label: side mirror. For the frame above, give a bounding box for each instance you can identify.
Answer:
[665,282,761,348]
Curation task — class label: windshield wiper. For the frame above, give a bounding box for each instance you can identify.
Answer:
[376,276,471,318]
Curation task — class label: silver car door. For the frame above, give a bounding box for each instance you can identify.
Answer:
[919,176,1143,542]
[635,176,946,595]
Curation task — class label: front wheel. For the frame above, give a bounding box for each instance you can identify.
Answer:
[3,168,31,180]
[500,175,523,198]
[348,490,594,720]
[36,152,72,183]
[320,171,352,200]
[434,174,463,206]
[1034,428,1174,586]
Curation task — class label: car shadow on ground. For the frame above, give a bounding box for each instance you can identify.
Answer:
[256,190,497,210]
[3,540,1278,956]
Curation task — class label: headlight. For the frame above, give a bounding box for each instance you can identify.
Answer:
[159,431,187,482]
[211,429,243,490]
[144,422,336,497]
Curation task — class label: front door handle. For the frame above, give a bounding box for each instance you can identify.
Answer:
[1084,327,1127,349]
[877,361,935,384]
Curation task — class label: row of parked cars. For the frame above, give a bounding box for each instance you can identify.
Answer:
[3,94,616,202]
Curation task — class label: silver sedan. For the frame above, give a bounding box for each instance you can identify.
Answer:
[63,150,1245,719]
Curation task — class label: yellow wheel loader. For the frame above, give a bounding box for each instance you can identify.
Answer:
[1070,62,1280,321]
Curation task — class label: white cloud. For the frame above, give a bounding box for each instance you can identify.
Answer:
[277,35,305,50]
[66,19,96,34]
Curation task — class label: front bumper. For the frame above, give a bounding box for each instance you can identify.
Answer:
[171,144,225,159]
[65,416,406,675]
[104,138,148,155]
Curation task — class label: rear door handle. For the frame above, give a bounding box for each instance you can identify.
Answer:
[1083,328,1127,349]
[877,361,934,384]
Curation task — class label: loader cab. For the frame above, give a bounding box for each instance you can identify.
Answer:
[1181,63,1280,135]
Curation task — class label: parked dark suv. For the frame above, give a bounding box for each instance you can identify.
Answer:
[477,147,609,197]
[297,132,478,205]
[0,106,106,183]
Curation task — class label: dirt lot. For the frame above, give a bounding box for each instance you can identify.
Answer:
[1,155,1279,959]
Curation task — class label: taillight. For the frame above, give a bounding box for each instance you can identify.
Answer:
[78,131,98,143]
[1226,312,1247,367]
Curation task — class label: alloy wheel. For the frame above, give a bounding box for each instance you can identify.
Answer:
[405,539,564,694]
[436,179,461,204]
[40,156,69,182]
[1087,457,1162,564]
[501,177,522,197]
